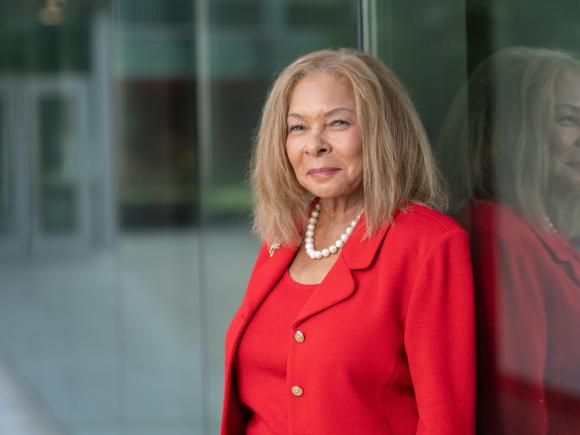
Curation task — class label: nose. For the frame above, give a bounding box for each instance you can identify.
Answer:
[304,128,329,156]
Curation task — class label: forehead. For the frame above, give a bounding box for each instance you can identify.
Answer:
[288,73,355,114]
[555,70,580,104]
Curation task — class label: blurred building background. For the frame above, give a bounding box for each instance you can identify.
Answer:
[0,0,578,434]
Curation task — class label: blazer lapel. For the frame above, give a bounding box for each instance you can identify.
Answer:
[292,253,355,327]
[292,213,393,327]
[241,244,298,318]
[227,212,396,356]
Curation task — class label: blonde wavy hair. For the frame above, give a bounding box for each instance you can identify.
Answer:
[251,48,447,245]
[437,46,580,237]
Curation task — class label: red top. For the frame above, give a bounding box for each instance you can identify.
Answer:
[235,271,317,434]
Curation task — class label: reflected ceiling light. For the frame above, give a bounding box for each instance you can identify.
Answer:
[39,0,66,26]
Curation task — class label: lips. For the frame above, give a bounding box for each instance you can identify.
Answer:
[307,167,341,178]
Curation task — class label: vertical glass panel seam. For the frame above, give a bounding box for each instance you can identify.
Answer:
[194,0,212,433]
[358,0,379,56]
[0,97,7,231]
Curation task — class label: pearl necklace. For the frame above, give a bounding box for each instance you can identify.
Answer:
[304,202,363,259]
[544,215,560,237]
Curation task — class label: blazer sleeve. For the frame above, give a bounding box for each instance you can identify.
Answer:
[404,230,475,434]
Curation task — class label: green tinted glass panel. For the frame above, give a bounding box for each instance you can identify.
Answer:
[39,95,77,233]
[0,3,91,73]
[211,0,260,25]
[376,0,467,140]
[375,1,580,431]
[203,0,358,220]
[0,100,7,233]
[287,1,356,31]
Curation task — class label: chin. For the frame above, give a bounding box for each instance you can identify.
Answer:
[306,191,339,199]
[300,178,361,200]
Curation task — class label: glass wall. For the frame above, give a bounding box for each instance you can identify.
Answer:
[372,1,580,432]
[0,1,356,434]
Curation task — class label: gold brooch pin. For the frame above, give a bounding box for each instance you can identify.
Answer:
[268,241,281,257]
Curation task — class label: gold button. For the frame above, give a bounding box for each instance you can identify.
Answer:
[291,386,304,397]
[294,330,305,343]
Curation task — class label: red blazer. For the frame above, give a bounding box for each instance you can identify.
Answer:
[221,204,475,435]
[466,202,580,434]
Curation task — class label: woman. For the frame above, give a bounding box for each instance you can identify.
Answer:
[221,48,475,435]
[438,47,580,434]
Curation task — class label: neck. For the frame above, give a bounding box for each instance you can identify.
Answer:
[318,195,363,222]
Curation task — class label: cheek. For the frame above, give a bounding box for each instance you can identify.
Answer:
[285,139,302,171]
[344,134,363,171]
[347,127,363,153]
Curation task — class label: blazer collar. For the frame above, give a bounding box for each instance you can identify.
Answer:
[339,212,394,270]
[291,213,393,325]
[238,212,394,325]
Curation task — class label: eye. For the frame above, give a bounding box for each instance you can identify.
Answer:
[288,124,305,133]
[329,119,350,128]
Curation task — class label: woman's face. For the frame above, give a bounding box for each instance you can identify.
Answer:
[550,70,580,192]
[285,73,363,202]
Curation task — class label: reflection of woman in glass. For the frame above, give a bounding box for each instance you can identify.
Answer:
[220,48,475,435]
[439,47,580,434]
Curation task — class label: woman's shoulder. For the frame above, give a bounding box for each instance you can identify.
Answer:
[380,203,468,259]
[395,202,467,238]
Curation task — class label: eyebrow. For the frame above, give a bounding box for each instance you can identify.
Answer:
[287,107,355,119]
